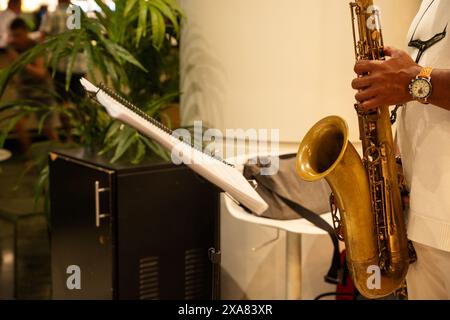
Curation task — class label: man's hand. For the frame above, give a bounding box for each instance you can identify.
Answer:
[352,46,421,111]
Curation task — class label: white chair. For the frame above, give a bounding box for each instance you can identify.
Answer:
[221,152,334,299]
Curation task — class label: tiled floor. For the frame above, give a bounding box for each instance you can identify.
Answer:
[0,151,51,299]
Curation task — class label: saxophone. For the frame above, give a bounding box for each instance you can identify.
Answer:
[295,0,412,298]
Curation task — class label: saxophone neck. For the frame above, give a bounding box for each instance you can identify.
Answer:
[351,0,385,61]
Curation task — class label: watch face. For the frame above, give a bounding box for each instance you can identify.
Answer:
[411,78,432,99]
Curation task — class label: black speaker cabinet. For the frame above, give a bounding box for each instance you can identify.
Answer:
[49,149,220,300]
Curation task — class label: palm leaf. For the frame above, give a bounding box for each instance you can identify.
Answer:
[142,136,170,161]
[110,127,136,163]
[65,31,83,91]
[132,137,146,164]
[150,6,166,50]
[103,38,147,71]
[151,0,180,36]
[0,113,26,147]
[125,0,139,16]
[145,91,180,115]
[93,0,112,19]
[37,110,53,134]
[136,0,149,46]
[83,41,97,83]
[34,165,49,209]
[50,31,73,76]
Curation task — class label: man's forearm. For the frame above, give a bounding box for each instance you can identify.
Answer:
[429,69,450,111]
[24,64,48,80]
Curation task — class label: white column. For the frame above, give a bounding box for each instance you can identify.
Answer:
[285,232,302,300]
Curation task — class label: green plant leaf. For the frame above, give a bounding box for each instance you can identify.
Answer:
[37,110,53,134]
[0,113,26,148]
[83,41,97,83]
[145,91,180,115]
[125,0,139,16]
[151,0,180,36]
[104,121,123,141]
[142,136,170,161]
[150,5,166,50]
[66,31,84,91]
[50,31,72,76]
[99,121,126,156]
[89,43,108,83]
[103,38,148,72]
[84,15,105,35]
[132,137,146,164]
[93,0,112,19]
[136,0,149,46]
[110,127,136,163]
[0,99,40,112]
[34,165,49,210]
[0,69,11,98]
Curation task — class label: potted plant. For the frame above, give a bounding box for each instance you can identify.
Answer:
[0,0,184,212]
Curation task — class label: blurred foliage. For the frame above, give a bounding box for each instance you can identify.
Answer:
[0,0,183,211]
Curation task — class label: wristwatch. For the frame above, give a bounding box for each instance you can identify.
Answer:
[409,66,433,104]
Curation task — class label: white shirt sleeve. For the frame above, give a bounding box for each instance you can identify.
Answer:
[0,10,16,48]
[39,12,53,35]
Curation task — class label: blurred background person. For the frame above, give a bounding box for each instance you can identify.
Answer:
[0,0,21,52]
[33,5,48,32]
[7,17,58,153]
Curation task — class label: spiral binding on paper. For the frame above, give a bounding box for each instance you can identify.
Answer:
[92,83,234,167]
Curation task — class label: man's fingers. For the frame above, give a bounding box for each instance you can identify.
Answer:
[354,61,372,74]
[352,76,374,90]
[355,87,380,103]
[359,98,379,111]
[354,60,383,75]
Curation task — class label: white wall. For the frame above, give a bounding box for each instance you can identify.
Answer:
[180,0,421,143]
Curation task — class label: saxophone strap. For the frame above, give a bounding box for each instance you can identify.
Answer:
[251,170,343,285]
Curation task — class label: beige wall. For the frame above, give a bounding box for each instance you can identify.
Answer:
[180,0,421,143]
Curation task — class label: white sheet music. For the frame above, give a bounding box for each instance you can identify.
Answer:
[80,78,268,215]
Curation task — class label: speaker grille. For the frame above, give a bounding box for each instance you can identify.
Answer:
[184,248,207,299]
[139,256,159,300]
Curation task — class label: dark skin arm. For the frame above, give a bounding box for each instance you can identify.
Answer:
[352,46,450,112]
[23,56,48,80]
[6,48,48,80]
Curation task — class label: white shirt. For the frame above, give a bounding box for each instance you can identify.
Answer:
[398,0,450,252]
[0,9,17,49]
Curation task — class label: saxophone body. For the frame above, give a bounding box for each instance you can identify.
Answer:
[295,0,410,298]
